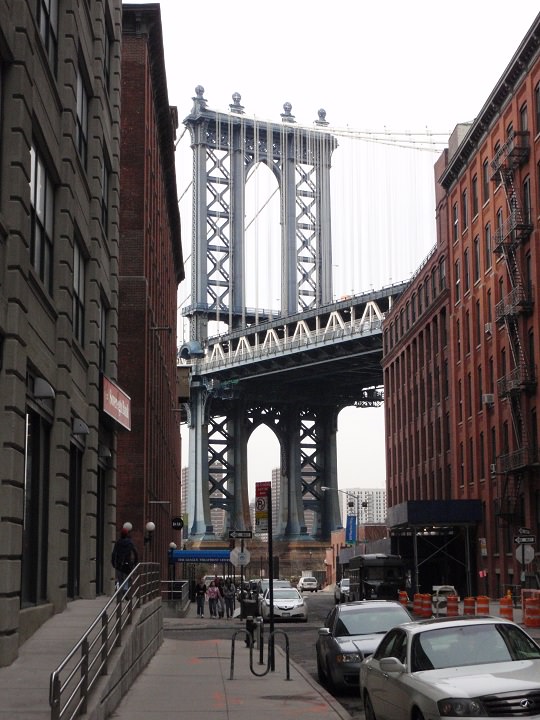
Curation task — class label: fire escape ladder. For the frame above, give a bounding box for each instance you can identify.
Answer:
[496,473,523,525]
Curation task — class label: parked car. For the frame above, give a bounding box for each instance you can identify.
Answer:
[256,579,292,612]
[297,576,319,592]
[334,578,350,604]
[316,600,412,693]
[360,615,540,720]
[260,587,308,622]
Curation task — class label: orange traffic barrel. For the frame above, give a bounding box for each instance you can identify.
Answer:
[524,597,540,627]
[476,595,489,615]
[447,594,459,616]
[463,596,476,615]
[398,590,409,606]
[499,595,514,621]
[413,593,422,616]
[421,593,432,617]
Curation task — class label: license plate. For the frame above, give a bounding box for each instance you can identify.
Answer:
[282,612,290,617]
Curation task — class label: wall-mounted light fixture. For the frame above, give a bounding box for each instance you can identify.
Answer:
[98,444,112,459]
[72,418,90,435]
[122,522,133,532]
[144,521,156,545]
[34,377,56,399]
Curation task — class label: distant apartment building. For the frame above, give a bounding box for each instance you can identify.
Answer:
[341,487,387,525]
[383,12,540,598]
[0,0,122,666]
[118,5,184,579]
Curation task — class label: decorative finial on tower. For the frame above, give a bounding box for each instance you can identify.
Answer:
[281,102,296,123]
[315,108,329,126]
[229,92,245,114]
[191,85,207,114]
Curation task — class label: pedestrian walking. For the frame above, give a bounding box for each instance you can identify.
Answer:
[223,578,236,618]
[207,581,220,618]
[216,577,225,618]
[195,578,207,617]
[111,527,138,592]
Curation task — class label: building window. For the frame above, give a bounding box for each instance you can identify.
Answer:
[475,299,481,346]
[439,257,446,290]
[477,365,483,411]
[76,66,89,169]
[479,432,485,479]
[30,144,54,294]
[487,288,492,323]
[454,259,460,302]
[104,25,112,94]
[99,302,108,372]
[523,175,531,223]
[482,159,490,204]
[461,188,468,232]
[37,0,58,74]
[464,247,470,292]
[456,319,461,361]
[484,223,492,270]
[535,83,540,136]
[472,174,478,217]
[520,103,528,132]
[73,239,86,345]
[22,407,50,607]
[473,236,480,282]
[101,160,109,232]
[452,202,458,242]
[465,310,471,354]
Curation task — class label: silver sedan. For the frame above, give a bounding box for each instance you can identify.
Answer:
[360,615,540,720]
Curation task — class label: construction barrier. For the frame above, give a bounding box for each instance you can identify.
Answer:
[398,590,409,607]
[413,593,423,616]
[421,593,432,618]
[499,595,514,621]
[476,595,489,615]
[463,596,476,615]
[524,597,540,628]
[447,595,459,616]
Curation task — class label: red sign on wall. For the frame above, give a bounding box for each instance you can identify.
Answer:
[103,376,131,430]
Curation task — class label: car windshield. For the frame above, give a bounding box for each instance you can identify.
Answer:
[302,578,317,583]
[337,606,409,636]
[341,579,350,588]
[411,623,540,671]
[270,589,301,600]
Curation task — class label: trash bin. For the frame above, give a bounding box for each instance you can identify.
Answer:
[240,598,258,619]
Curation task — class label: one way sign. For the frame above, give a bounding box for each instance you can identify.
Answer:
[229,529,253,539]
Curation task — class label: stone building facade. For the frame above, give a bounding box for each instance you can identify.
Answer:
[0,0,122,665]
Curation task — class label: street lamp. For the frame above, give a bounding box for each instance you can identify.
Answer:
[321,486,367,546]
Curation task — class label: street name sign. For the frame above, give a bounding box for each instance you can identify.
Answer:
[229,530,253,539]
[514,535,535,544]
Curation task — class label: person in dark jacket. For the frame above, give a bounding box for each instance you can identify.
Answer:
[111,527,138,591]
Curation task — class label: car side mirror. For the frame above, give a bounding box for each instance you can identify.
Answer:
[318,627,331,636]
[379,657,405,674]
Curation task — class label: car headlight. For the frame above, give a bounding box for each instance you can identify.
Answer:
[438,698,486,716]
[336,653,362,664]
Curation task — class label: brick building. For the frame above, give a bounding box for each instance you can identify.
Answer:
[118,5,184,578]
[0,0,122,666]
[383,12,540,598]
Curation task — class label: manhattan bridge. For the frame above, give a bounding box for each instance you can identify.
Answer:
[178,86,445,551]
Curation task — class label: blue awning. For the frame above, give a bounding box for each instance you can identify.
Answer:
[171,549,230,563]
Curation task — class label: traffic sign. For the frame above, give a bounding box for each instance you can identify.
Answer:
[171,516,184,530]
[229,529,253,539]
[518,527,532,535]
[229,547,251,567]
[516,544,535,563]
[514,535,535,544]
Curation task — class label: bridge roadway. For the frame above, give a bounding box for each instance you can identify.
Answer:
[183,281,407,408]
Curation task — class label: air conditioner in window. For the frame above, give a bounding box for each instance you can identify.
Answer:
[490,463,497,475]
[482,393,495,405]
[484,322,492,335]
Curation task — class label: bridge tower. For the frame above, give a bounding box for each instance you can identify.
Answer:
[182,87,342,545]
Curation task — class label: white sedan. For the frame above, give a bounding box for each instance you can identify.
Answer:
[360,615,540,720]
[260,588,308,622]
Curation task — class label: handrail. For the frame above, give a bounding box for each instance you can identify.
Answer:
[49,563,160,720]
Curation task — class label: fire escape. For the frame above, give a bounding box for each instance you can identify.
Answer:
[490,129,535,523]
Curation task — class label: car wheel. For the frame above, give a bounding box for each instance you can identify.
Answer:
[364,693,377,720]
[412,711,425,720]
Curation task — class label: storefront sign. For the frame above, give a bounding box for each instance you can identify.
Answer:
[103,376,131,430]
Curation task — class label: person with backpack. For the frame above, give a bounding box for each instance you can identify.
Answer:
[111,527,138,592]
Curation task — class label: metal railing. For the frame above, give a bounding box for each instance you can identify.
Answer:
[49,563,160,720]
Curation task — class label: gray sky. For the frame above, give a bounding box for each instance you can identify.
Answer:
[142,0,540,495]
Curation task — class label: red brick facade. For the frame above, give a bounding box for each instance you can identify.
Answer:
[118,5,184,577]
[383,15,540,597]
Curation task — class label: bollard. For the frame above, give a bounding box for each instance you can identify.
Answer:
[447,595,459,617]
[245,615,256,647]
[413,593,422,616]
[463,596,476,615]
[524,597,540,627]
[499,595,514,621]
[476,595,489,615]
